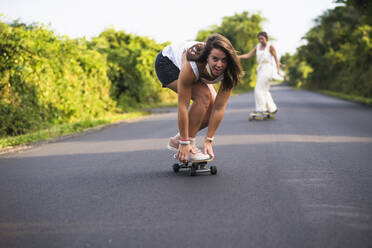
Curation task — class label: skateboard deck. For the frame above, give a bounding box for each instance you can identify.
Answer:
[248,112,275,121]
[172,154,217,176]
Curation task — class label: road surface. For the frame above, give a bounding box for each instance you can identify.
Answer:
[1,85,371,247]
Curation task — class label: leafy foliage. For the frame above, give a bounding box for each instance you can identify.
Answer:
[0,19,178,137]
[1,12,265,138]
[88,29,175,110]
[0,21,115,136]
[281,4,372,97]
[336,0,372,25]
[280,53,312,88]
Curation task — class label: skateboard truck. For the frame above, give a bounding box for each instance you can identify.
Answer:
[172,160,217,176]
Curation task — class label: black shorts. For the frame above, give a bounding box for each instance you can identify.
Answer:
[154,51,180,88]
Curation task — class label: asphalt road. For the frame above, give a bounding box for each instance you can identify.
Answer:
[1,85,371,248]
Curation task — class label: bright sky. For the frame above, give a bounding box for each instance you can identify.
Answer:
[1,0,338,55]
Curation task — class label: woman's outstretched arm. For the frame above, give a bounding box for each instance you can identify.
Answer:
[238,47,256,60]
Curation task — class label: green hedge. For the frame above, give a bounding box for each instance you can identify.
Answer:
[88,28,174,110]
[0,21,117,136]
[0,21,175,137]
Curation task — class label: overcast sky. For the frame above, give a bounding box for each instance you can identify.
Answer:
[1,0,339,55]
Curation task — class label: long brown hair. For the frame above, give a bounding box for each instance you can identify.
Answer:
[186,34,243,91]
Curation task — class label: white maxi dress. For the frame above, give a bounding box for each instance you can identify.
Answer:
[254,42,277,112]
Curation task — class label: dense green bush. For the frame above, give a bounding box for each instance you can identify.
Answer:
[0,21,115,136]
[280,53,313,88]
[89,28,175,109]
[0,20,177,137]
[281,3,372,98]
[0,11,265,138]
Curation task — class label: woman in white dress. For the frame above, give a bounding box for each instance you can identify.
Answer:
[239,32,281,114]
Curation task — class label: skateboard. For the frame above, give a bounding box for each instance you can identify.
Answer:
[248,111,275,121]
[172,155,217,176]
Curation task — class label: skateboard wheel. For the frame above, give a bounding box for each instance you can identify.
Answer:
[271,116,275,120]
[263,116,267,120]
[172,163,180,172]
[210,166,217,175]
[248,117,252,121]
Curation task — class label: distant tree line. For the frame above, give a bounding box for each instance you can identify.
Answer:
[280,0,372,98]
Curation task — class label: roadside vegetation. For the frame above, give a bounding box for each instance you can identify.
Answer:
[0,12,263,149]
[280,1,372,106]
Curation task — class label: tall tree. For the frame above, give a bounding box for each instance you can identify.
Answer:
[281,4,372,97]
[336,0,372,25]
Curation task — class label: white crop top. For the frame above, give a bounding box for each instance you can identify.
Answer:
[162,41,224,84]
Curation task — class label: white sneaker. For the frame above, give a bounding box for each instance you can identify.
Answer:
[189,145,210,161]
[167,135,180,152]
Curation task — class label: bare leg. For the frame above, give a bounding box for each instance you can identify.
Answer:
[166,80,178,93]
[187,82,213,137]
[198,84,217,130]
[166,80,215,136]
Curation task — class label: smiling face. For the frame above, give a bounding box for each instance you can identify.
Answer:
[258,35,267,45]
[207,48,227,77]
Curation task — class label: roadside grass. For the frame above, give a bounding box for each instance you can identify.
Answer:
[287,83,372,106]
[314,90,372,106]
[0,111,149,149]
